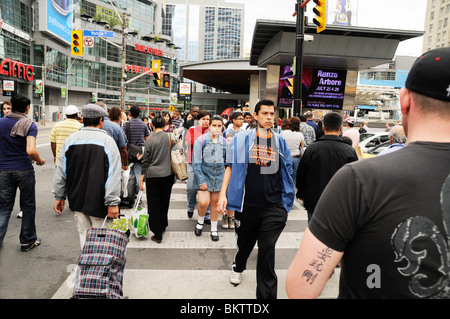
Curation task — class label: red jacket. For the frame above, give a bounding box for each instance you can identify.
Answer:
[186,125,209,164]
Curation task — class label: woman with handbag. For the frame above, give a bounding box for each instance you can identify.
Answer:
[192,115,228,241]
[139,115,177,243]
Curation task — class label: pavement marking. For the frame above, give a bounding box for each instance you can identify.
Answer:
[125,230,303,249]
[52,268,340,299]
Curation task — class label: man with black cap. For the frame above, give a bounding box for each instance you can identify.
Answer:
[286,47,450,299]
[52,104,122,248]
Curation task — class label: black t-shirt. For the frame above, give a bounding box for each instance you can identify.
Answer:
[244,132,281,207]
[309,142,450,299]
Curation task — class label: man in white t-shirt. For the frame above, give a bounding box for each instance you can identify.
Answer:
[342,117,360,148]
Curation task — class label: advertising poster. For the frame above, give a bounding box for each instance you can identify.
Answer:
[40,0,73,44]
[278,66,347,110]
[329,0,358,26]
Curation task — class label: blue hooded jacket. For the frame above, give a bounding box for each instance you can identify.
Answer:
[225,128,295,212]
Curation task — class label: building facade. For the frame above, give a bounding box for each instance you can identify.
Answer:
[163,0,244,63]
[423,0,450,52]
[0,0,178,120]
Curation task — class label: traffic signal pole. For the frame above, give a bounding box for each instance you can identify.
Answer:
[293,0,309,116]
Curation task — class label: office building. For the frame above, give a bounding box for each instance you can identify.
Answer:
[423,0,450,52]
[163,0,244,63]
[0,0,178,120]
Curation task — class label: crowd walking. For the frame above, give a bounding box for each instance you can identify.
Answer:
[1,48,449,300]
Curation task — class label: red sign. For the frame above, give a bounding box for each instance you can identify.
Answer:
[126,64,152,75]
[0,58,34,82]
[134,44,163,57]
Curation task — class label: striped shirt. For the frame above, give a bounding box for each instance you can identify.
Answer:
[122,118,150,147]
[49,118,83,160]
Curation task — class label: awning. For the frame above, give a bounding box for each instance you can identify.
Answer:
[357,105,376,110]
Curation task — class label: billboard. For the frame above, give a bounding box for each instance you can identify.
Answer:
[278,66,347,110]
[329,0,358,26]
[39,0,73,44]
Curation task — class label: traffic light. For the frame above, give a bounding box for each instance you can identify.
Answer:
[153,72,162,87]
[163,74,170,89]
[71,30,83,56]
[312,0,327,33]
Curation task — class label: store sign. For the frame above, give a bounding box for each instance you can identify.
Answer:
[0,58,34,82]
[134,44,163,57]
[126,64,152,75]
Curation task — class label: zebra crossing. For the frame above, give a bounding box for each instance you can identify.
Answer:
[52,181,339,299]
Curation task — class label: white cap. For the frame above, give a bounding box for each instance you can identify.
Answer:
[65,105,79,115]
[346,117,355,124]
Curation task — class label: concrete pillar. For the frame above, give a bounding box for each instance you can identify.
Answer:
[248,73,259,113]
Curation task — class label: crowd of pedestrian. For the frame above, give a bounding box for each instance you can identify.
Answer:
[0,48,449,300]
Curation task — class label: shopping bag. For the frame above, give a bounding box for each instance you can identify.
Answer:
[121,167,130,198]
[72,217,129,299]
[130,191,149,238]
[169,134,188,181]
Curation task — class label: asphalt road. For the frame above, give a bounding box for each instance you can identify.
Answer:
[0,126,81,298]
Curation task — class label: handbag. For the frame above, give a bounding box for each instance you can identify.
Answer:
[125,122,143,163]
[130,191,149,238]
[169,133,188,181]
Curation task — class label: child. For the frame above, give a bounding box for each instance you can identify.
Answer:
[192,115,228,241]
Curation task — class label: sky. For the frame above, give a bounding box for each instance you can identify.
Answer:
[229,0,427,57]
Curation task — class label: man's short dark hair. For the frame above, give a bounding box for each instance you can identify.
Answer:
[130,105,141,118]
[230,111,243,121]
[83,117,102,127]
[323,112,343,132]
[10,94,30,113]
[254,99,275,114]
[299,114,307,122]
[66,113,78,119]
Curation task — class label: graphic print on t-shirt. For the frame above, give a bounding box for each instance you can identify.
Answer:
[248,133,279,174]
[391,173,450,298]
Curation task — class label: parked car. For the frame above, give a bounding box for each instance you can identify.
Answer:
[359,133,375,142]
[359,132,390,153]
[362,141,391,158]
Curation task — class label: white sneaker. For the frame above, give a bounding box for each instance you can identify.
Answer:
[17,211,23,218]
[229,271,242,285]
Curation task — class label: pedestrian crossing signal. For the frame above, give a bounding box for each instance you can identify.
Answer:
[312,0,327,33]
[71,30,83,56]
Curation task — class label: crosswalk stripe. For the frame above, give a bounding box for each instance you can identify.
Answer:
[122,207,307,221]
[52,267,340,299]
[52,181,340,300]
[125,230,303,249]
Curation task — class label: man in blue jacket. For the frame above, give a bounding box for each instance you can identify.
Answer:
[218,99,295,299]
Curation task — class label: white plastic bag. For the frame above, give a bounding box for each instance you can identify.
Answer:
[130,191,149,238]
[121,167,130,198]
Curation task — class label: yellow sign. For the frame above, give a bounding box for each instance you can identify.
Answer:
[168,105,175,112]
[152,59,161,72]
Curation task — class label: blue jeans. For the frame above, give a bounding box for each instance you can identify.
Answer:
[0,170,37,245]
[132,162,142,194]
[307,210,314,224]
[187,163,210,218]
[291,157,300,186]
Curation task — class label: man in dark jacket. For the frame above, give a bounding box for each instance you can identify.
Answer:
[53,104,122,248]
[296,112,358,223]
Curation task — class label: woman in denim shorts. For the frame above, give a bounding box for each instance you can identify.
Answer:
[192,116,228,241]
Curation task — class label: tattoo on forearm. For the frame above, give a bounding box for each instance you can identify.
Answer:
[302,247,334,285]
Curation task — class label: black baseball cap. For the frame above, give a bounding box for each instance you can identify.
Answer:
[405,47,450,102]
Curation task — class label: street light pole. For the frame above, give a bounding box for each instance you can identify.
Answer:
[120,12,126,112]
[293,0,309,116]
